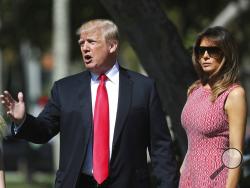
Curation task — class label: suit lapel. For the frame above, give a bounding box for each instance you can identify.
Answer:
[112,68,133,149]
[77,71,93,148]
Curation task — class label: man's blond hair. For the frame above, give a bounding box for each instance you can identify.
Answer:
[77,19,119,44]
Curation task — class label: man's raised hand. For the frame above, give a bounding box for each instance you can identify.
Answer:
[0,91,26,124]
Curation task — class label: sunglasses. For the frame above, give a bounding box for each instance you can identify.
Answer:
[195,46,223,59]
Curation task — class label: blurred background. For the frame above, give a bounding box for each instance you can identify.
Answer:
[0,0,250,187]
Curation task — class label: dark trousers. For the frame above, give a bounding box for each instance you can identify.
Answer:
[76,174,109,188]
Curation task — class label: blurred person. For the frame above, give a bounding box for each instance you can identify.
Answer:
[0,115,6,188]
[0,19,178,188]
[179,26,247,188]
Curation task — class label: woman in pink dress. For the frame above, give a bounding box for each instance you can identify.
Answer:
[179,26,247,188]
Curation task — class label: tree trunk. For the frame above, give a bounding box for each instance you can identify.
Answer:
[100,0,197,157]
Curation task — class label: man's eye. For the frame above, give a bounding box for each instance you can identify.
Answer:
[87,39,96,43]
[78,40,84,46]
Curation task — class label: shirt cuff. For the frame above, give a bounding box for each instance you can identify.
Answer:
[13,115,26,134]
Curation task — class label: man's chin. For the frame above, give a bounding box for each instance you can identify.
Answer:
[85,62,96,70]
[85,65,100,74]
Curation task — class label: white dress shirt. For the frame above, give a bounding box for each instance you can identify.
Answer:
[90,62,119,158]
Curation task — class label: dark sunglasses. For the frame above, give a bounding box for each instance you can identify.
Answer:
[195,46,223,59]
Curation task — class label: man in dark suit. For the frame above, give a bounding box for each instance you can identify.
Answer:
[0,19,178,188]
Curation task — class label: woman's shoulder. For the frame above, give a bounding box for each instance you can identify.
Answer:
[187,80,202,96]
[227,84,246,101]
[224,84,247,116]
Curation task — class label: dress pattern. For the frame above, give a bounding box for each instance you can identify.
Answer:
[179,84,238,188]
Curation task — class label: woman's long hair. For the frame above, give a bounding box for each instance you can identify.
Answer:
[188,26,239,102]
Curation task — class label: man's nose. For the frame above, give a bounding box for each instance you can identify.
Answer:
[82,43,89,51]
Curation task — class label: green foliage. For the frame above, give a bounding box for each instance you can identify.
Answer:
[1,0,250,62]
[7,182,52,188]
[0,116,7,139]
[160,0,229,48]
[0,0,52,50]
[1,0,250,93]
[119,41,141,72]
[6,172,54,188]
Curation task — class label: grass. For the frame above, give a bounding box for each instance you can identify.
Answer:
[5,172,54,188]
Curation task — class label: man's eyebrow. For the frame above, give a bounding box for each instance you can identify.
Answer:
[78,39,84,44]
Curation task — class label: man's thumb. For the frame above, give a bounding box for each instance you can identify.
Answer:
[18,92,24,103]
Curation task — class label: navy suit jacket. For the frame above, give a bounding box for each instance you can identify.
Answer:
[13,67,179,188]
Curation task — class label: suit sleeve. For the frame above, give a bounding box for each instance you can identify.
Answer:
[12,82,60,144]
[149,81,179,188]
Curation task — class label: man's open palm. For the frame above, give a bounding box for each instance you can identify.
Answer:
[0,91,26,124]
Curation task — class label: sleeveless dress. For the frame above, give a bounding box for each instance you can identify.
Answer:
[179,84,238,188]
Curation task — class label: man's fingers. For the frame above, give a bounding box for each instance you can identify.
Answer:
[0,94,7,104]
[1,101,14,115]
[1,94,12,108]
[1,91,12,105]
[1,100,8,108]
[18,92,24,103]
[6,111,15,120]
[3,90,16,103]
[1,90,24,104]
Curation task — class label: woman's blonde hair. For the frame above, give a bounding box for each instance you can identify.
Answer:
[188,26,239,102]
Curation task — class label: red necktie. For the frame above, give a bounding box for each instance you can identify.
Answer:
[93,74,109,184]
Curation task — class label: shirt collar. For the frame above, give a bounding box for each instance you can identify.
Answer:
[90,62,119,83]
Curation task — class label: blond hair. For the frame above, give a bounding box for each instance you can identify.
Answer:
[77,19,119,44]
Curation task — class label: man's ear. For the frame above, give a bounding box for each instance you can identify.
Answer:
[109,40,118,53]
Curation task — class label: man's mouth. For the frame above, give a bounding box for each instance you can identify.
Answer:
[84,55,92,64]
